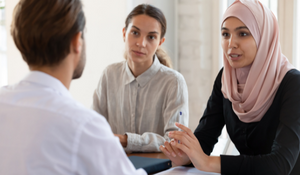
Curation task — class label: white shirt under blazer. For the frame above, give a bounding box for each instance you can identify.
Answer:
[93,56,189,152]
[0,71,146,175]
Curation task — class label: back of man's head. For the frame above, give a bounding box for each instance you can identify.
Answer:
[11,0,86,67]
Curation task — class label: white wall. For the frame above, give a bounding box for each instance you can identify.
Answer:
[6,0,27,86]
[6,0,127,108]
[70,0,126,107]
[177,0,222,131]
[0,7,7,87]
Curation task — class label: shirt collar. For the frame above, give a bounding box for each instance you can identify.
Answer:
[124,62,136,85]
[124,55,161,87]
[22,71,73,99]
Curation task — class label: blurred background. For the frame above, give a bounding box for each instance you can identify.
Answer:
[0,0,299,155]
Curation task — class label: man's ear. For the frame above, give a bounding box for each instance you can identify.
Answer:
[122,27,126,42]
[159,37,165,46]
[71,32,83,54]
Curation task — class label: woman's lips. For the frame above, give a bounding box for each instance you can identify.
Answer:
[229,54,242,61]
[132,50,146,56]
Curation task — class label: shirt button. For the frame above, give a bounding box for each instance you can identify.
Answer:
[239,103,242,108]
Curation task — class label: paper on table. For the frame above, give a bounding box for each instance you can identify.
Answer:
[154,166,220,175]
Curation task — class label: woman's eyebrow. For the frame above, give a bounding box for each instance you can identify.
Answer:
[132,26,140,31]
[235,26,249,31]
[149,31,159,35]
[221,26,249,31]
[132,25,159,34]
[221,27,228,31]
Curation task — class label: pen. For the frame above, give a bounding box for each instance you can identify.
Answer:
[178,111,182,131]
[178,111,182,143]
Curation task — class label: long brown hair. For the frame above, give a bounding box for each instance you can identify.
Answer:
[125,4,172,68]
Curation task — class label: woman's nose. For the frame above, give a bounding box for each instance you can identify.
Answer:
[228,36,238,49]
[136,37,146,47]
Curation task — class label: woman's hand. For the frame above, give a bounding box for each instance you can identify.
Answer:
[114,134,128,147]
[160,139,191,166]
[169,123,221,173]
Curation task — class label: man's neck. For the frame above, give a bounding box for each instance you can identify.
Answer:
[30,63,73,90]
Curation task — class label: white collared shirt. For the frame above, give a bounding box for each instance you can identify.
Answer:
[0,71,146,175]
[93,56,189,152]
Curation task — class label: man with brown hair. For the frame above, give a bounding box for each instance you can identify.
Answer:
[0,0,146,174]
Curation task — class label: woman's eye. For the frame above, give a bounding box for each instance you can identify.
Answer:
[132,31,139,35]
[149,36,155,40]
[240,32,248,36]
[222,32,229,37]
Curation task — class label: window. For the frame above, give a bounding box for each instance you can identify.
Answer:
[0,0,6,87]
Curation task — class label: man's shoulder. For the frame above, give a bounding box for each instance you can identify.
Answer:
[47,94,105,125]
[0,84,103,126]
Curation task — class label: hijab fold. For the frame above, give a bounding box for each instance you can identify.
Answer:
[221,0,294,123]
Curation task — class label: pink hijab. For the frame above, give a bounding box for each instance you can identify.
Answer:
[221,0,294,123]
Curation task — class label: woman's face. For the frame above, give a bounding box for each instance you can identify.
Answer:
[123,14,165,65]
[221,17,257,69]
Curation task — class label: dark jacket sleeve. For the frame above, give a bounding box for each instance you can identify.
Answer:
[221,69,300,175]
[194,68,225,155]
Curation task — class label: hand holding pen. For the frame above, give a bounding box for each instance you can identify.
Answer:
[159,120,191,166]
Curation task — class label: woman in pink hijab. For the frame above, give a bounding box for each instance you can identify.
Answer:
[160,0,300,174]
